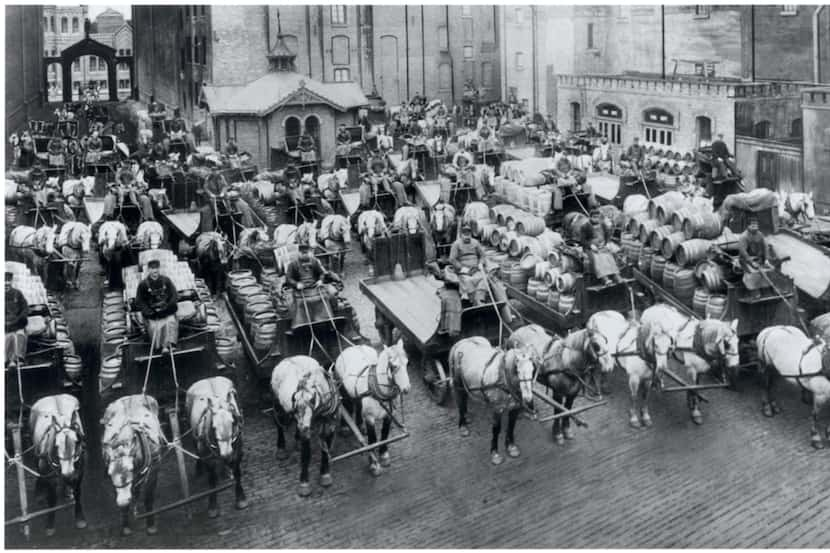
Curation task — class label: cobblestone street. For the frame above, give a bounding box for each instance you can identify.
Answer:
[5,247,830,548]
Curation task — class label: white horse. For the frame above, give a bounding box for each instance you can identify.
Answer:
[357,210,389,258]
[430,202,457,247]
[640,304,740,425]
[270,355,340,497]
[134,221,164,251]
[586,311,674,428]
[507,323,614,443]
[29,394,86,535]
[778,191,816,225]
[318,214,351,273]
[100,394,165,536]
[8,225,57,276]
[450,337,536,465]
[273,223,318,250]
[186,376,247,515]
[756,326,830,449]
[334,341,410,475]
[392,206,425,235]
[98,220,130,285]
[56,221,91,289]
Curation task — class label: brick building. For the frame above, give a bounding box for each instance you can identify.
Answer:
[6,5,45,134]
[43,6,133,102]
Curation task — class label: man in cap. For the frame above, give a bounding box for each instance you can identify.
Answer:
[737,216,772,299]
[580,208,621,286]
[626,137,644,170]
[223,138,239,157]
[134,258,179,353]
[447,223,488,305]
[5,272,29,368]
[337,123,352,147]
[710,132,738,181]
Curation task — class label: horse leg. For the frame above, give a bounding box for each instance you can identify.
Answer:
[206,459,220,518]
[319,428,334,487]
[378,416,392,467]
[73,462,87,529]
[365,417,382,476]
[810,396,825,450]
[490,411,504,465]
[761,365,776,418]
[628,372,642,428]
[144,467,159,535]
[689,372,703,425]
[120,505,132,536]
[552,391,565,445]
[44,477,58,536]
[563,394,577,440]
[639,375,653,428]
[505,408,521,458]
[455,380,470,437]
[297,436,312,497]
[274,409,289,460]
[233,445,248,509]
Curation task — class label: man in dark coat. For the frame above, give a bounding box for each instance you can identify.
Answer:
[737,216,771,299]
[580,209,621,286]
[135,259,178,352]
[5,272,29,367]
[626,137,644,169]
[711,133,738,180]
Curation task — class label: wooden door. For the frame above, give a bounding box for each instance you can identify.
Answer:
[757,151,777,191]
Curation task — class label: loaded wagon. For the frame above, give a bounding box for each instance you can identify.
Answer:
[360,231,508,404]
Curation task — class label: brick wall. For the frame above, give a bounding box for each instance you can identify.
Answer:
[750,5,830,83]
[210,5,269,86]
[802,89,830,211]
[735,136,803,193]
[133,6,182,110]
[6,5,44,134]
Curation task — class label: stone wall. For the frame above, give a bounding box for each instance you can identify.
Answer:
[6,5,44,134]
[802,88,830,212]
[735,136,804,193]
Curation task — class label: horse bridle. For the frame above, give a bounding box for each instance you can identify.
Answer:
[199,402,242,457]
[44,421,84,473]
[105,423,154,493]
[291,373,340,421]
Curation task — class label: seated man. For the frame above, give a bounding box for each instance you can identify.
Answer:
[297,133,316,161]
[223,138,239,156]
[5,272,29,368]
[710,133,739,180]
[579,209,621,286]
[336,124,352,146]
[86,131,103,157]
[592,137,613,173]
[737,216,773,299]
[134,259,178,353]
[447,224,489,305]
[626,137,645,170]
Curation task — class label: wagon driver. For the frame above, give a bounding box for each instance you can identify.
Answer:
[580,209,622,287]
[737,215,773,300]
[447,223,489,305]
[135,259,179,353]
[5,272,29,368]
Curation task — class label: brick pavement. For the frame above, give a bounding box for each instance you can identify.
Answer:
[6,247,830,548]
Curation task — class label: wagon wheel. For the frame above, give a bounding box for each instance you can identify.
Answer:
[422,356,451,406]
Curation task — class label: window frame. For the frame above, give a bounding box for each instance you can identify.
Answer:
[514,51,525,70]
[596,103,622,119]
[331,5,346,25]
[61,17,68,33]
[461,5,472,17]
[331,35,350,66]
[643,107,675,127]
[438,25,448,51]
[72,17,79,33]
[587,22,594,49]
[438,63,452,91]
[463,45,474,60]
[694,5,710,19]
[333,68,351,82]
[780,5,797,15]
[643,126,674,147]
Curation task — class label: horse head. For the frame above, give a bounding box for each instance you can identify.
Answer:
[291,377,319,440]
[710,318,741,369]
[585,328,614,374]
[38,226,57,255]
[335,216,351,244]
[803,192,816,219]
[505,346,536,409]
[380,338,411,395]
[203,395,242,461]
[104,426,143,508]
[647,327,675,377]
[48,410,84,479]
[74,223,92,254]
[404,212,420,235]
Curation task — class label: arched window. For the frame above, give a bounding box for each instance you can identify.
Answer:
[643,107,675,146]
[284,116,301,139]
[754,120,773,139]
[643,107,674,126]
[331,35,349,66]
[61,17,68,33]
[790,118,802,139]
[596,103,622,119]
[596,103,622,144]
[72,17,79,33]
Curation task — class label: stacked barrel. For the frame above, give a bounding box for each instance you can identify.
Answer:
[226,269,283,355]
[643,149,698,188]
[625,191,735,319]
[493,158,556,218]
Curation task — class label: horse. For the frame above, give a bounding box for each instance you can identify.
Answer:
[334,341,410,476]
[586,311,674,428]
[318,214,351,273]
[61,177,95,207]
[756,326,830,449]
[56,221,91,289]
[357,210,389,261]
[98,220,130,287]
[507,324,614,443]
[29,394,86,535]
[186,376,248,516]
[392,206,425,235]
[134,221,164,251]
[8,225,56,278]
[449,337,536,464]
[640,303,740,425]
[778,191,816,225]
[273,222,319,250]
[270,355,340,497]
[100,394,165,536]
[195,231,231,294]
[430,202,457,245]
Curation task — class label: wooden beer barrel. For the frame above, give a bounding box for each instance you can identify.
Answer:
[673,268,696,306]
[556,272,577,293]
[650,254,667,282]
[692,287,710,318]
[639,219,660,244]
[558,294,576,315]
[675,239,711,268]
[662,262,679,293]
[705,295,728,319]
[661,231,686,259]
[650,225,674,251]
[683,212,723,240]
[638,247,655,274]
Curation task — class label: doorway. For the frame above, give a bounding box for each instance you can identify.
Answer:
[757,151,778,190]
[695,116,712,147]
[304,116,320,153]
[570,102,581,133]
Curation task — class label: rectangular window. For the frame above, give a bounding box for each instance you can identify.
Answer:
[781,5,797,15]
[72,17,79,33]
[52,49,58,57]
[644,126,673,146]
[438,26,448,50]
[463,19,473,43]
[333,68,350,82]
[597,121,622,145]
[99,59,107,71]
[73,60,80,72]
[331,5,346,25]
[126,49,131,56]
[461,5,472,17]
[331,36,350,65]
[481,62,493,88]
[515,51,525,69]
[587,23,594,49]
[50,17,55,32]
[463,46,474,59]
[119,48,124,56]
[694,5,710,18]
[438,63,451,90]
[61,18,68,33]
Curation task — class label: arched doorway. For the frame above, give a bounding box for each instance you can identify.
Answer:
[695,116,712,147]
[46,62,62,103]
[56,36,118,103]
[284,116,301,141]
[304,115,320,153]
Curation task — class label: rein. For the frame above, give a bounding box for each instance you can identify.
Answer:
[196,403,242,459]
[105,422,156,492]
[795,342,828,380]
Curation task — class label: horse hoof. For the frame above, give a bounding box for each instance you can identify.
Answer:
[629,417,641,429]
[297,483,312,497]
[490,452,504,465]
[640,413,653,428]
[761,404,774,418]
[772,402,782,415]
[208,508,219,519]
[691,411,703,425]
[553,433,565,445]
[46,527,56,537]
[235,499,249,510]
[121,527,132,537]
[146,525,158,536]
[379,451,391,467]
[75,518,87,530]
[563,428,575,440]
[369,463,383,477]
[276,448,290,460]
[459,426,470,438]
[507,444,521,458]
[319,473,333,487]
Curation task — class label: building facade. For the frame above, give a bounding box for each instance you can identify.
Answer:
[6,5,45,134]
[43,6,133,102]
